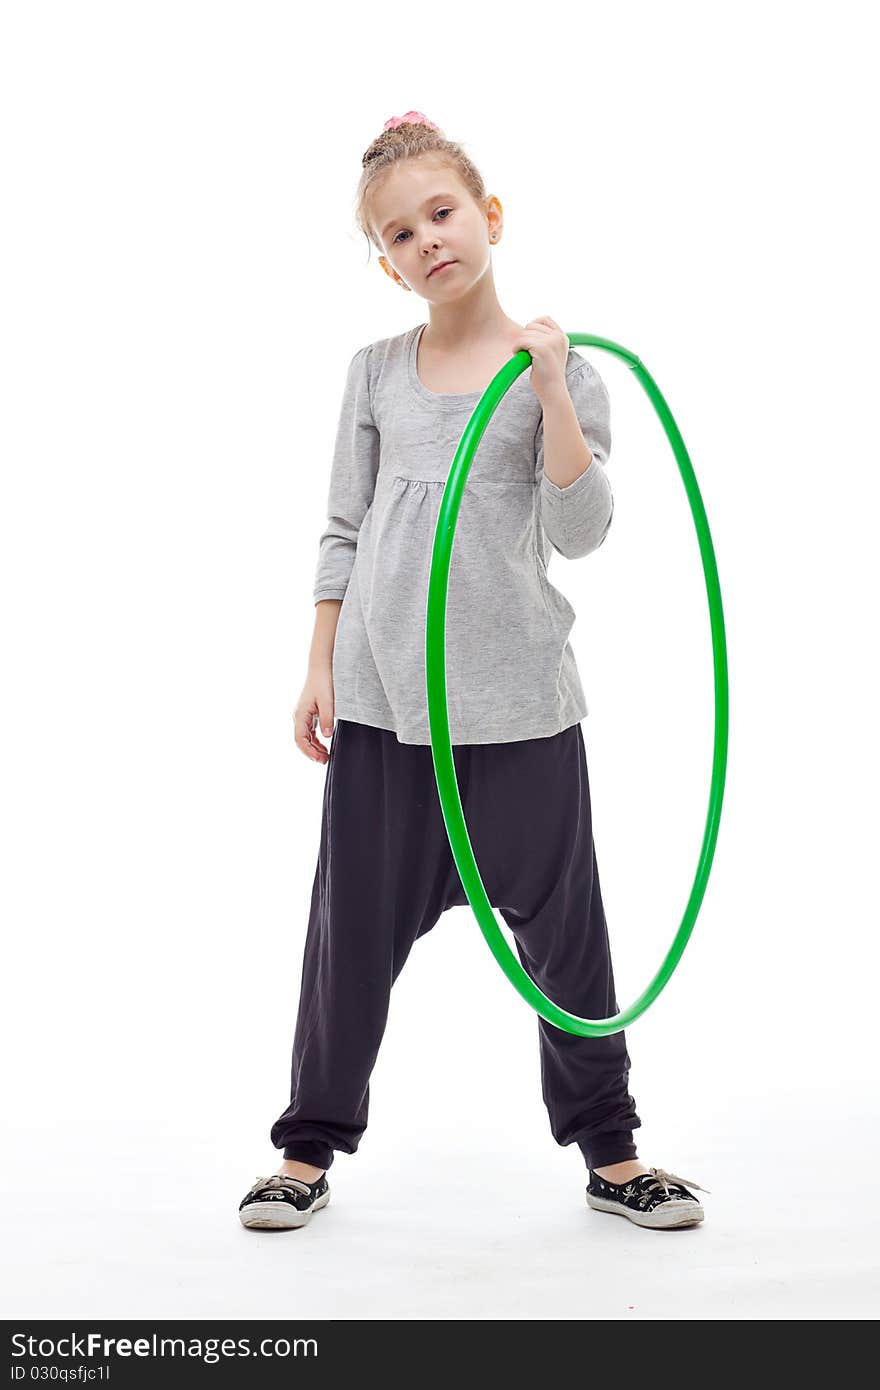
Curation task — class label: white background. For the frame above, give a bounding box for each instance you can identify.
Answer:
[2,0,878,1321]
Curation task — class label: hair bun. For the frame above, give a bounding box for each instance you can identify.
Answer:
[383,110,444,135]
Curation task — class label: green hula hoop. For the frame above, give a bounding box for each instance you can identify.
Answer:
[425,332,728,1037]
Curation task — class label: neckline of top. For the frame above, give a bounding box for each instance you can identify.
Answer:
[407,322,521,409]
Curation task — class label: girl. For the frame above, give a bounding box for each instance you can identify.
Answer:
[239,112,709,1233]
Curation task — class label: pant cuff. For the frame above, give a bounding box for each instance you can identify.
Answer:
[281,1140,334,1169]
[578,1129,638,1169]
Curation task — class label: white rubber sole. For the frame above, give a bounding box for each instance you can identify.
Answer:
[239,1190,331,1230]
[586,1193,704,1229]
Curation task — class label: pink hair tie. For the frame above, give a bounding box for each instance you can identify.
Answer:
[384,110,443,134]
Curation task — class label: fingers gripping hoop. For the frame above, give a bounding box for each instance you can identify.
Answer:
[425,332,729,1037]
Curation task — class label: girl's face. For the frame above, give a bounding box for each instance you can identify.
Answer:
[372,158,502,299]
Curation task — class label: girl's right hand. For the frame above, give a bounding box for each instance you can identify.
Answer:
[294,667,335,764]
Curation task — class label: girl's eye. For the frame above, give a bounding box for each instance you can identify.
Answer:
[393,208,452,245]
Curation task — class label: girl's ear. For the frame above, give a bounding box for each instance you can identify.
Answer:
[378,256,410,291]
[485,193,504,240]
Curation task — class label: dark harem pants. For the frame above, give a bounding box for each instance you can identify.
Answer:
[270,718,641,1171]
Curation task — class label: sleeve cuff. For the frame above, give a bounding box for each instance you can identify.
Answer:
[540,456,602,500]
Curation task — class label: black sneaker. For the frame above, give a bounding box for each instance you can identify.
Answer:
[238,1172,331,1230]
[586,1165,709,1229]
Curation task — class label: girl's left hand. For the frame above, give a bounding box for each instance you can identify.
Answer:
[511,316,569,403]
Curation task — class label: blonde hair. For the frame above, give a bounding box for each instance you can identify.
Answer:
[355,117,488,262]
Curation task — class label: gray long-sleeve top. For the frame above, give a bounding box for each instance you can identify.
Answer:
[314,321,614,745]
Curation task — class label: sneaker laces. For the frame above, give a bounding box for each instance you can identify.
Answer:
[647,1166,711,1196]
[249,1174,314,1198]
